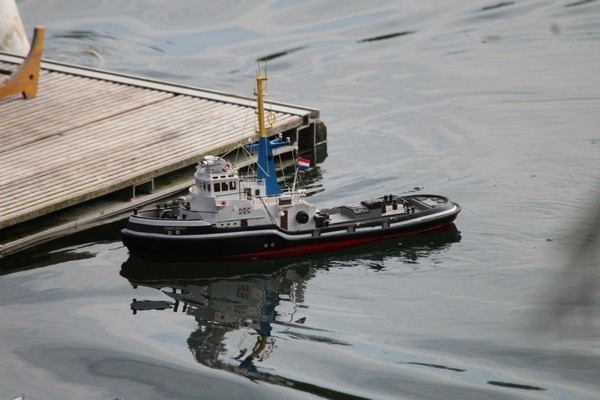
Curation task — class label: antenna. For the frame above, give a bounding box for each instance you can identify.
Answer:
[256,60,268,78]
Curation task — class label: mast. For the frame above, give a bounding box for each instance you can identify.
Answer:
[256,72,268,139]
[254,65,282,195]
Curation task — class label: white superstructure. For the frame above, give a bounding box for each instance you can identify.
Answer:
[184,155,318,231]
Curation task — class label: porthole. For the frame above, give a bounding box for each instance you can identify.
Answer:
[296,211,309,224]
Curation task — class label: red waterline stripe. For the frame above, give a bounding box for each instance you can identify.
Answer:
[218,222,455,261]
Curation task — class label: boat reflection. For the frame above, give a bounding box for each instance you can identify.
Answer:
[121,259,316,382]
[119,224,460,386]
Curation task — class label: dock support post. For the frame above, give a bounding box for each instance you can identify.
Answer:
[297,123,316,155]
[0,25,45,100]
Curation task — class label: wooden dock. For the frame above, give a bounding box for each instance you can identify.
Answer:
[0,52,325,257]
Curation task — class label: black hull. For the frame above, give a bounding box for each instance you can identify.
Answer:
[122,202,460,261]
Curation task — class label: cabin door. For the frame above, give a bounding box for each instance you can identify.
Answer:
[280,211,288,230]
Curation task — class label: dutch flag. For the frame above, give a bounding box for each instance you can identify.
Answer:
[298,157,310,170]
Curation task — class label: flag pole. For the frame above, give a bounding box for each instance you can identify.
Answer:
[292,161,299,192]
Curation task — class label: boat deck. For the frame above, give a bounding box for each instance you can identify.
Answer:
[0,52,323,257]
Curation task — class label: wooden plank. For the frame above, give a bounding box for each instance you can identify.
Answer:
[0,98,246,181]
[0,96,295,188]
[0,52,320,118]
[0,109,287,198]
[0,96,215,170]
[0,110,298,208]
[0,72,174,152]
[0,104,302,226]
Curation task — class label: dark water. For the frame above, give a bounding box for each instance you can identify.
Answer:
[2,0,599,399]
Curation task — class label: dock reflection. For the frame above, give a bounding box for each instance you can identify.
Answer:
[119,224,460,388]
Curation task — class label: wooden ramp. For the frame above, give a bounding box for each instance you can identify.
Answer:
[0,53,323,255]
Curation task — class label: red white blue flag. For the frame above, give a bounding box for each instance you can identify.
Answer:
[298,157,310,170]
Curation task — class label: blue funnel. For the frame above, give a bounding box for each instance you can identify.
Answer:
[256,136,282,195]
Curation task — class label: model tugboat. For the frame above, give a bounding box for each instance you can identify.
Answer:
[121,71,460,261]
